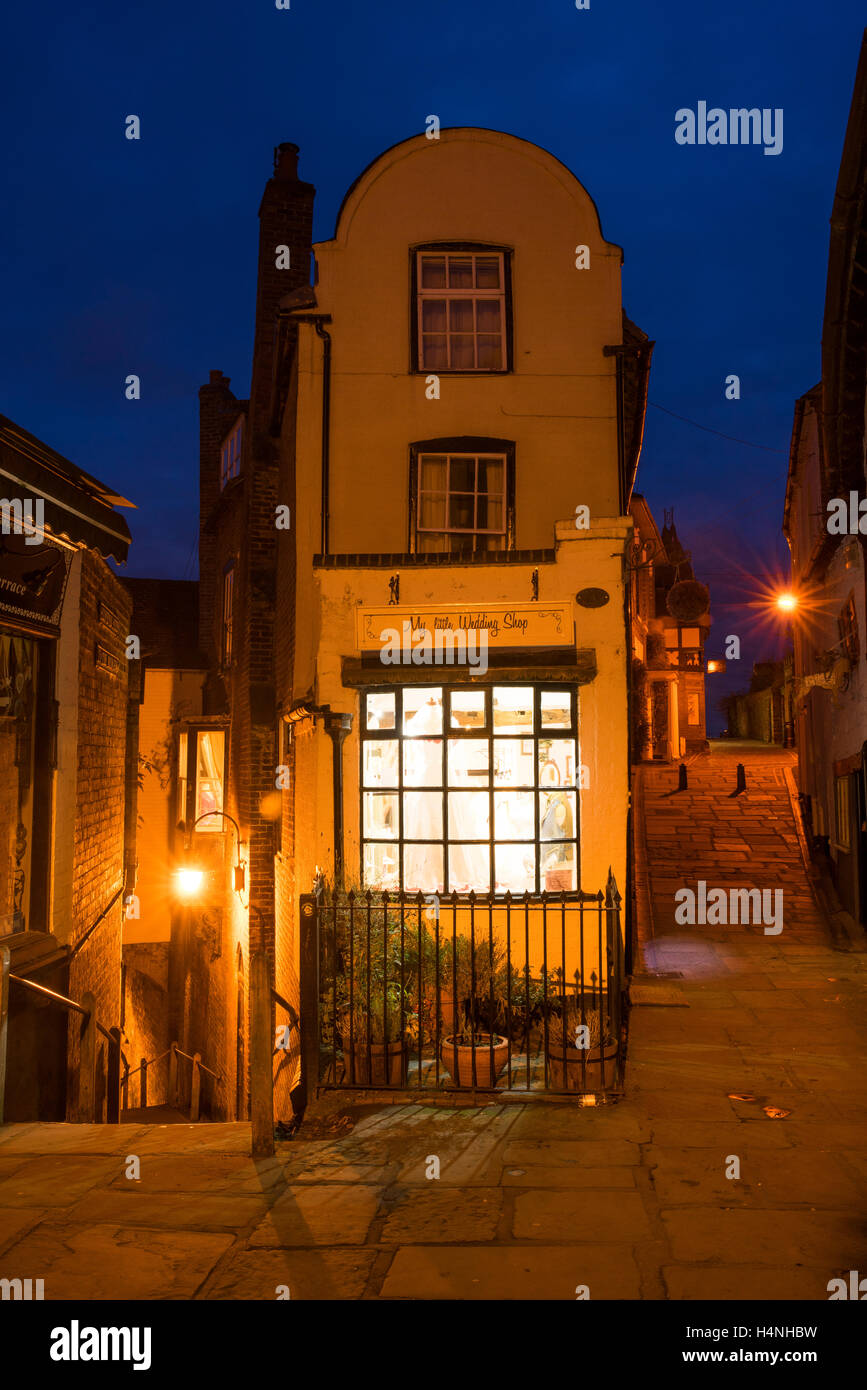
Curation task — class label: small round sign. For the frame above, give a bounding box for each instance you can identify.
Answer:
[575,587,610,608]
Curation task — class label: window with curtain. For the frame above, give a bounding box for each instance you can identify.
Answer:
[415,251,508,371]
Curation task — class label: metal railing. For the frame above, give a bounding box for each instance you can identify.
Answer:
[299,874,626,1098]
[0,946,122,1124]
[121,1042,222,1121]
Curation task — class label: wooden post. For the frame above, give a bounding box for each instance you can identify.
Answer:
[140,1056,148,1109]
[190,1053,202,1122]
[0,946,10,1126]
[168,1042,178,1109]
[106,1026,122,1123]
[78,992,97,1122]
[250,950,274,1157]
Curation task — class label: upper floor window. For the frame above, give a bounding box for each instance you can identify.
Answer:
[409,438,515,555]
[220,418,244,489]
[414,250,509,372]
[178,727,226,833]
[221,563,235,667]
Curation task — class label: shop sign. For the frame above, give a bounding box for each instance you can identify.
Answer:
[0,530,70,634]
[357,602,573,650]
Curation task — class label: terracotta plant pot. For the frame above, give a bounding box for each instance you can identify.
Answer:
[343,1039,406,1086]
[440,1033,510,1087]
[546,1039,619,1092]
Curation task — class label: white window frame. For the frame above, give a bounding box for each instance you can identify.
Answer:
[416,251,506,372]
[417,452,507,553]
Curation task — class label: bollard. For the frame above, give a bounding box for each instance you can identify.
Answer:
[678,763,688,791]
[735,763,746,794]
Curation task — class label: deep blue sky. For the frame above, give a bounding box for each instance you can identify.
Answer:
[2,1,864,730]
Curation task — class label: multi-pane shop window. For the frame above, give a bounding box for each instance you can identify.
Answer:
[416,252,507,371]
[178,728,226,832]
[416,453,507,554]
[361,685,580,896]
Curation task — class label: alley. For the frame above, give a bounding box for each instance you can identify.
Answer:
[1,743,865,1300]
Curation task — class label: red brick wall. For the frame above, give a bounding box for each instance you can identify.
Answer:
[66,550,133,1119]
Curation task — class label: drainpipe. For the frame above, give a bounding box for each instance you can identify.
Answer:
[324,712,352,889]
[285,703,353,889]
[314,320,332,558]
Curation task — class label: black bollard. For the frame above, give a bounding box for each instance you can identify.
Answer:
[678,763,688,791]
[735,763,746,794]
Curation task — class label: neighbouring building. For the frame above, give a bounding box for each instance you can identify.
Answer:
[629,496,711,759]
[784,34,867,929]
[724,658,795,746]
[0,414,134,1120]
[147,130,653,1116]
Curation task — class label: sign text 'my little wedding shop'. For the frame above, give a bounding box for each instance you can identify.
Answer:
[356,602,574,655]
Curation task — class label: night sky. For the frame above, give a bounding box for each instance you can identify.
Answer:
[2,1,864,732]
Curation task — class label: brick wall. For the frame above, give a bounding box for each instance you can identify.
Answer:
[66,550,133,1120]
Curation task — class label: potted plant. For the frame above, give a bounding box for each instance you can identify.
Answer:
[339,988,409,1086]
[438,936,510,1087]
[546,1003,618,1092]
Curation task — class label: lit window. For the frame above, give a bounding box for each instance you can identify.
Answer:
[361,686,580,896]
[838,593,859,663]
[178,729,226,833]
[834,775,851,853]
[221,565,234,667]
[416,453,507,554]
[220,418,244,489]
[416,252,507,371]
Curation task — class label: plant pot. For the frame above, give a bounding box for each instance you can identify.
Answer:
[343,1039,406,1086]
[440,1033,509,1088]
[546,1039,619,1092]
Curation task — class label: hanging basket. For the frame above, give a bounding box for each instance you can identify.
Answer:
[665,580,710,621]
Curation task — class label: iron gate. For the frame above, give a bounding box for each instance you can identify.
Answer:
[299,875,626,1097]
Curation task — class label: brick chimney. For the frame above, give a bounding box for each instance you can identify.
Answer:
[248,143,316,454]
[198,369,240,664]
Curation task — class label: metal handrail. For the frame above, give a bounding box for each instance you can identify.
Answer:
[68,882,126,961]
[123,1047,172,1081]
[7,972,90,1017]
[172,1043,221,1081]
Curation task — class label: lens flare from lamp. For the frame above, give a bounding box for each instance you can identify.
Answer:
[776,592,797,613]
[176,867,204,898]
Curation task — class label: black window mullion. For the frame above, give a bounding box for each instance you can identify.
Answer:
[397,688,404,891]
[533,687,542,896]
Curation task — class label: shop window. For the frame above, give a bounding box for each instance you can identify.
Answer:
[834,774,851,853]
[220,418,244,489]
[838,593,859,663]
[179,728,226,832]
[414,250,509,372]
[361,685,580,896]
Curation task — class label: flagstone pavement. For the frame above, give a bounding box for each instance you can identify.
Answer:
[2,743,866,1300]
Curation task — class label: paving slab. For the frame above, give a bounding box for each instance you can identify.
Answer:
[661,1208,867,1267]
[200,1247,378,1299]
[662,1265,835,1300]
[512,1188,651,1242]
[379,1244,643,1299]
[378,1187,503,1243]
[247,1184,380,1248]
[0,1222,232,1299]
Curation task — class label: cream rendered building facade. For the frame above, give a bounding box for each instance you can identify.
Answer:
[279,129,651,924]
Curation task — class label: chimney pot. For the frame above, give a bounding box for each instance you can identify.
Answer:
[274,142,300,180]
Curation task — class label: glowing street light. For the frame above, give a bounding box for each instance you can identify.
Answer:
[775,591,798,614]
[175,867,205,898]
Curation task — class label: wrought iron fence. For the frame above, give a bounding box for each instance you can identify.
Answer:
[299,875,626,1097]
